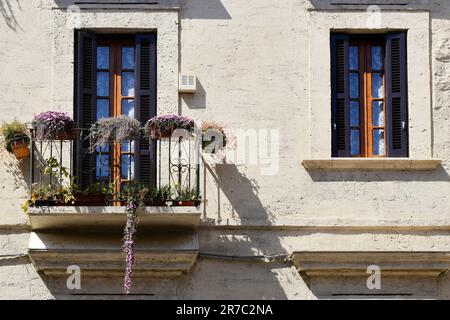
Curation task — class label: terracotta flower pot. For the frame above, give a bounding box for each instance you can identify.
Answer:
[74,192,107,206]
[172,200,197,207]
[53,129,77,141]
[150,128,173,140]
[11,142,30,160]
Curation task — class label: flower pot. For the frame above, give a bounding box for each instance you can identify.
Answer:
[11,142,30,160]
[172,200,197,207]
[52,129,77,141]
[74,192,107,206]
[150,128,173,140]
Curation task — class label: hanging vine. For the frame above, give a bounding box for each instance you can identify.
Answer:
[121,183,146,294]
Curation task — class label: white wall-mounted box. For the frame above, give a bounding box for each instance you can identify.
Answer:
[179,74,196,93]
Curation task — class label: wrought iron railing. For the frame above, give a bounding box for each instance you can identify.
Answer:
[28,128,201,206]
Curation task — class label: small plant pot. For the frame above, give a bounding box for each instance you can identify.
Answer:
[74,192,107,206]
[144,200,167,206]
[33,199,67,207]
[11,142,30,160]
[150,129,173,140]
[52,129,77,141]
[172,200,197,207]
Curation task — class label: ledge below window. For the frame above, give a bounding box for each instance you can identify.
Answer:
[302,158,442,171]
[28,206,202,231]
[291,251,450,277]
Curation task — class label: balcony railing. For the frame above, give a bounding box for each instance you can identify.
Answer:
[28,128,200,207]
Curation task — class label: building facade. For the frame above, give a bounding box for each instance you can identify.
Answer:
[0,0,449,299]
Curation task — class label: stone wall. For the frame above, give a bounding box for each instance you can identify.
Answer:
[0,0,449,299]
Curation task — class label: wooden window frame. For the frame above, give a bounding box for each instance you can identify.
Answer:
[349,37,387,158]
[96,37,136,193]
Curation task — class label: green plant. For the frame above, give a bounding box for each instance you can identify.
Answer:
[201,121,227,152]
[174,185,199,201]
[79,181,115,196]
[1,119,30,152]
[22,157,75,213]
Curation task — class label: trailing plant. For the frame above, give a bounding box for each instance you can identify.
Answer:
[201,121,227,152]
[119,182,147,294]
[32,111,75,140]
[22,157,75,213]
[145,114,195,140]
[1,119,30,153]
[116,182,173,294]
[89,116,141,152]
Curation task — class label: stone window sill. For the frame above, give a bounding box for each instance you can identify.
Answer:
[302,158,442,171]
[291,251,450,277]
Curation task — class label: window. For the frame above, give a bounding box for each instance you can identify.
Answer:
[331,33,408,158]
[74,31,157,190]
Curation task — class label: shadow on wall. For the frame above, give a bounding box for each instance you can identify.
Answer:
[305,165,450,182]
[181,78,206,109]
[180,0,231,20]
[200,163,294,299]
[0,0,22,31]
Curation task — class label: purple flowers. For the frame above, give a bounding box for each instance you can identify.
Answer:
[32,111,75,140]
[123,206,138,295]
[145,114,195,140]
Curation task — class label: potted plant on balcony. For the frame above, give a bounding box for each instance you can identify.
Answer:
[145,114,195,140]
[172,185,200,207]
[22,157,75,212]
[89,116,141,152]
[32,111,76,140]
[73,181,114,206]
[1,119,30,160]
[201,121,227,154]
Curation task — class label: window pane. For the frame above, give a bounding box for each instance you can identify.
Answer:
[371,46,383,71]
[349,46,358,70]
[121,154,135,180]
[372,101,384,126]
[122,47,135,69]
[373,129,385,156]
[97,72,109,97]
[122,99,135,118]
[350,129,360,156]
[350,101,359,127]
[372,73,383,98]
[96,99,109,120]
[122,72,135,97]
[97,47,109,69]
[95,143,109,153]
[96,154,109,179]
[349,73,359,98]
[121,140,135,153]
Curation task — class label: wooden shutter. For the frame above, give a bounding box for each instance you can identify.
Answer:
[331,34,350,157]
[135,34,157,186]
[75,30,97,190]
[386,33,408,157]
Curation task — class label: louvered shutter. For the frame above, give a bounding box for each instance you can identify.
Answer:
[135,34,157,186]
[75,31,97,190]
[331,34,350,157]
[386,33,408,157]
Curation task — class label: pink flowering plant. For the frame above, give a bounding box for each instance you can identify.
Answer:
[145,114,195,140]
[32,111,75,140]
[119,182,147,294]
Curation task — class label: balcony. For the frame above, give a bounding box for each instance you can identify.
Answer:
[26,127,202,290]
[27,128,201,209]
